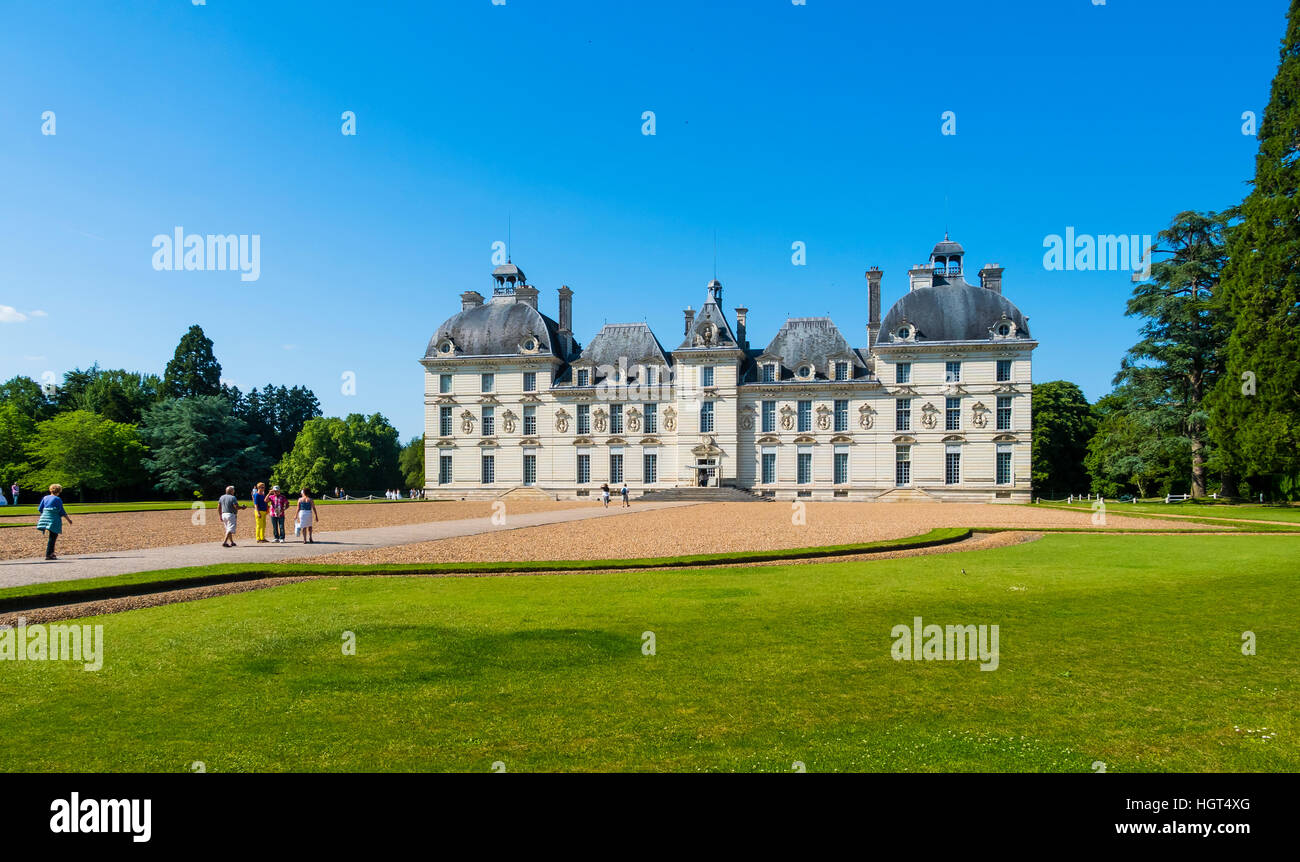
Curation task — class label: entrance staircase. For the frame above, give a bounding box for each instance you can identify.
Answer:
[637,486,767,502]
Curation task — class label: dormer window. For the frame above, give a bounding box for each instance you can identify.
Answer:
[996,323,1011,336]
[522,337,537,352]
[798,363,814,380]
[762,363,776,383]
[438,339,454,355]
[897,326,911,340]
[834,361,849,381]
[576,368,590,387]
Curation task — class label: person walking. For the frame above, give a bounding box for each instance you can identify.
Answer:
[621,483,629,508]
[252,482,269,542]
[11,483,18,505]
[267,485,288,543]
[36,484,71,560]
[600,483,610,508]
[296,488,319,543]
[219,486,245,547]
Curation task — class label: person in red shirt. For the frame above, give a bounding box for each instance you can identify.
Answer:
[266,486,289,543]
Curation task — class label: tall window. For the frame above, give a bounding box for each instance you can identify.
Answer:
[797,400,811,432]
[481,454,495,484]
[609,453,623,484]
[945,446,961,485]
[577,403,590,434]
[523,405,536,436]
[797,450,812,484]
[834,450,849,484]
[946,397,961,431]
[577,453,591,484]
[762,363,776,383]
[895,362,911,384]
[438,454,452,484]
[835,361,849,381]
[762,401,776,433]
[644,403,657,433]
[701,366,715,387]
[577,368,590,387]
[945,361,961,383]
[481,406,494,436]
[523,452,536,486]
[439,406,453,437]
[523,371,537,392]
[834,399,848,432]
[895,445,911,486]
[996,396,1012,430]
[996,445,1013,485]
[481,373,494,393]
[700,401,715,433]
[761,451,776,484]
[439,374,452,394]
[896,398,911,432]
[610,403,623,434]
[996,359,1012,382]
[643,452,658,484]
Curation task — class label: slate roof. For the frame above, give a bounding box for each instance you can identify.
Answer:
[751,317,867,381]
[677,298,740,351]
[426,297,579,360]
[878,283,1031,344]
[575,323,671,383]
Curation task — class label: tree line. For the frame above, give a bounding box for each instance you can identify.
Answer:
[0,324,426,501]
[1031,3,1300,502]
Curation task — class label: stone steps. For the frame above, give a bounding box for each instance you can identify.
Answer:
[637,486,767,502]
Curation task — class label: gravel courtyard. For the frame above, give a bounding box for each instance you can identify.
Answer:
[0,500,585,561]
[292,501,1187,565]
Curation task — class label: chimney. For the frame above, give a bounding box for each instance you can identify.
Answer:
[684,305,695,336]
[908,265,934,292]
[460,290,484,311]
[979,263,1004,295]
[515,283,539,309]
[557,285,573,334]
[866,267,882,349]
[734,307,748,347]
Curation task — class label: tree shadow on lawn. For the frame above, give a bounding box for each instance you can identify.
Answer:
[236,624,637,690]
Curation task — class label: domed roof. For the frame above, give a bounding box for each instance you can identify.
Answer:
[426,298,575,359]
[879,283,1031,344]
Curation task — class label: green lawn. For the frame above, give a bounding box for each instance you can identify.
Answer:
[0,532,1294,772]
[1039,500,1300,525]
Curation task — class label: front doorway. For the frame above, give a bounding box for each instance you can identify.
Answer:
[695,458,717,487]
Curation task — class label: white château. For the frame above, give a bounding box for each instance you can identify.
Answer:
[422,237,1035,501]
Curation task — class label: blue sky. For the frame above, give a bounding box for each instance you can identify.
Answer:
[0,0,1284,439]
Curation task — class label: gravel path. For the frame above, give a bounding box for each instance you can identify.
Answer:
[0,502,694,589]
[293,501,1184,565]
[0,499,583,562]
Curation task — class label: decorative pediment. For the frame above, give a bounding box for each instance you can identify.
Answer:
[572,436,594,446]
[943,383,968,396]
[691,442,723,456]
[435,395,458,405]
[436,438,457,448]
[941,434,966,443]
[478,438,499,448]
[890,385,919,396]
[829,434,854,444]
[993,383,1020,393]
[639,436,661,446]
[519,393,543,404]
[892,435,917,444]
[478,394,501,405]
[793,434,817,444]
[605,436,627,446]
[992,433,1019,443]
[756,435,781,445]
[518,437,541,447]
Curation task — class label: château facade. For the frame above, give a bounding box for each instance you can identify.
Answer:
[422,238,1036,502]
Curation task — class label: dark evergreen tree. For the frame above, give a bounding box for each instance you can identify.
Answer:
[161,325,223,399]
[1209,1,1300,499]
[1030,381,1096,497]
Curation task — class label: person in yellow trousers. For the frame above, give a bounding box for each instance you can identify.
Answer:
[252,482,269,543]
